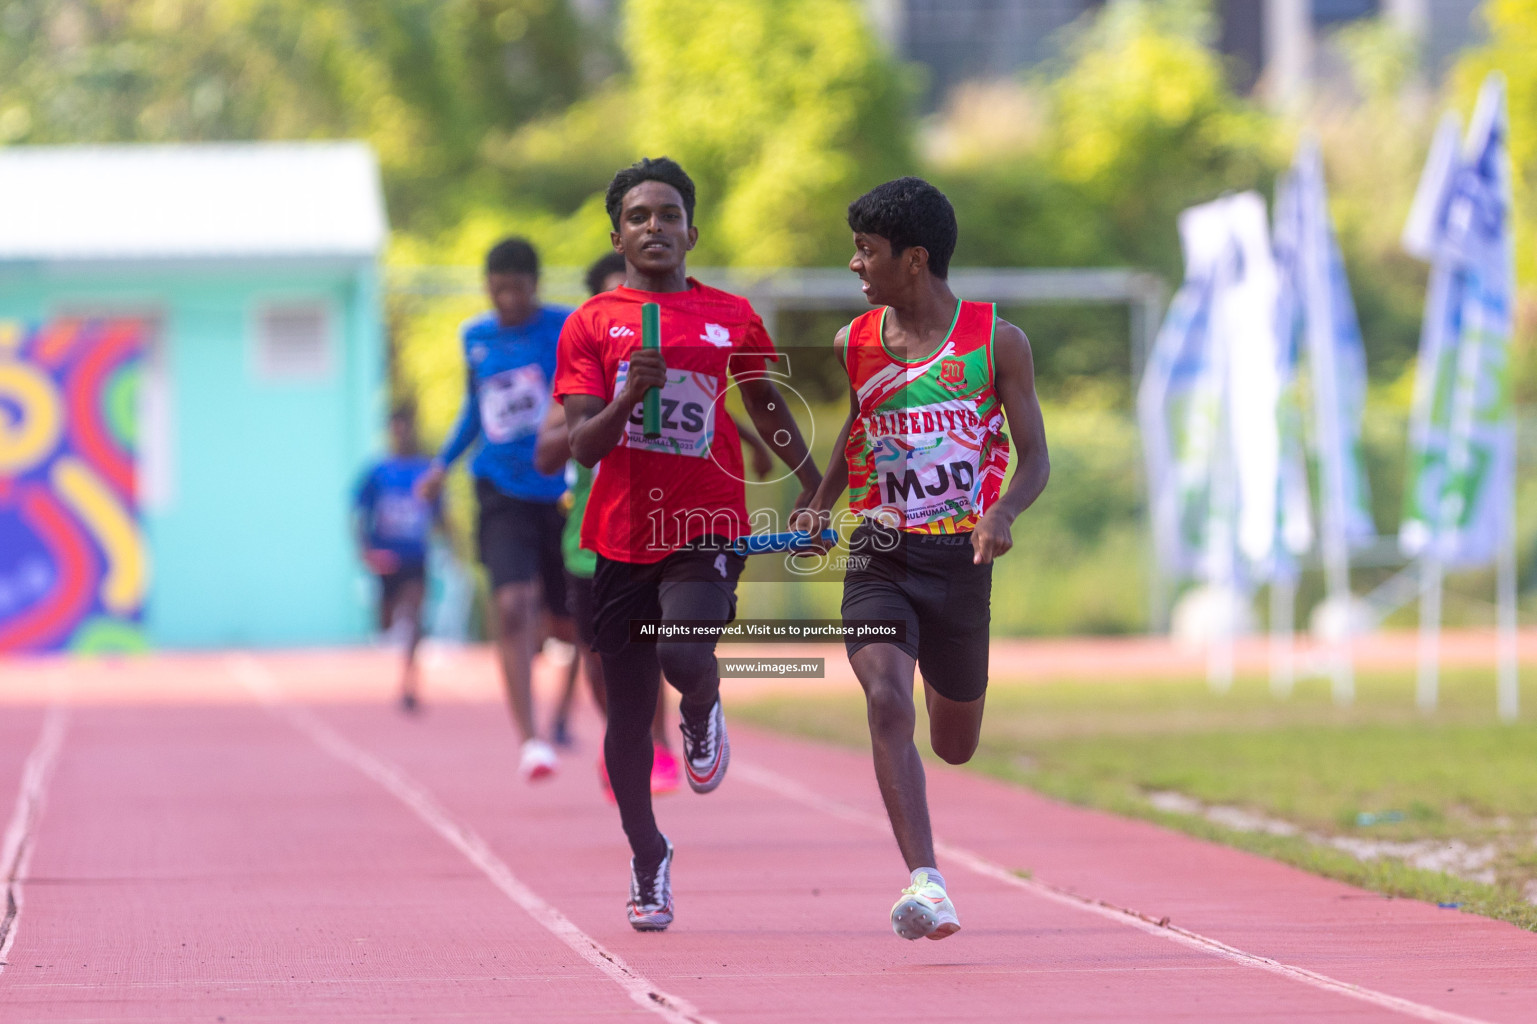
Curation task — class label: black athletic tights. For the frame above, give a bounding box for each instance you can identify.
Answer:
[601,580,732,872]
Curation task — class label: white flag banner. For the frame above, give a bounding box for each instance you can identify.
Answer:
[1400,75,1516,568]
[1138,193,1282,584]
[1215,193,1284,572]
[1273,142,1376,558]
[1140,207,1216,579]
[1266,173,1315,575]
[1269,171,1316,576]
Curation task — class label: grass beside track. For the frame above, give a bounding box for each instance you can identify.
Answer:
[733,667,1537,931]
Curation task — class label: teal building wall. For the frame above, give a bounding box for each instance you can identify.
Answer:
[0,258,383,647]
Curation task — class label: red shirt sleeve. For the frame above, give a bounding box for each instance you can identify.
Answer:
[554,305,609,404]
[727,306,778,380]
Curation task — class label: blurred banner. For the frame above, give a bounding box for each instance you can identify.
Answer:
[1273,140,1375,559]
[1139,192,1281,586]
[1143,176,1371,700]
[1400,74,1515,568]
[1137,223,1215,582]
[0,319,149,653]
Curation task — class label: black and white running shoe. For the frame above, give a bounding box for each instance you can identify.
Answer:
[626,837,674,931]
[679,700,730,794]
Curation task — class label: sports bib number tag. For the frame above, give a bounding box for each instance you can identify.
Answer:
[375,493,428,541]
[615,362,718,458]
[479,365,548,443]
[865,412,980,528]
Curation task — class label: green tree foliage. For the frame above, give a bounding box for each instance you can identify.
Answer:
[926,1,1279,401]
[624,0,913,266]
[394,0,918,440]
[935,1,1278,283]
[1307,20,1434,386]
[0,0,594,230]
[1045,1,1275,259]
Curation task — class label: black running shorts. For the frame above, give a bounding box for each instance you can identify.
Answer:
[475,477,569,615]
[591,537,746,656]
[841,521,993,703]
[377,562,426,611]
[565,570,597,650]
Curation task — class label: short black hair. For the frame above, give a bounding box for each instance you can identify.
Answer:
[485,237,539,277]
[585,251,628,296]
[605,157,696,230]
[846,177,957,279]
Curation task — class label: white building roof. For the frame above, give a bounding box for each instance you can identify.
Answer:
[0,141,388,262]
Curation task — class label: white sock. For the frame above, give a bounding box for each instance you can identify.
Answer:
[912,867,946,890]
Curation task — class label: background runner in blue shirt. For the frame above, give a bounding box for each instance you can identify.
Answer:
[355,406,443,713]
[417,238,573,782]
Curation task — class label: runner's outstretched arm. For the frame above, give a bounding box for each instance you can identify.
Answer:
[789,328,856,546]
[969,321,1049,565]
[736,376,822,508]
[533,402,570,476]
[790,383,855,537]
[563,346,667,467]
[428,472,455,550]
[436,369,482,467]
[418,366,480,503]
[732,415,775,479]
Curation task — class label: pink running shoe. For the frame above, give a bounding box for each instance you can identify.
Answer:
[650,744,680,795]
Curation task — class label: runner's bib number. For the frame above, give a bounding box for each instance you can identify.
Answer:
[374,493,428,542]
[865,420,980,529]
[479,365,548,443]
[615,362,718,458]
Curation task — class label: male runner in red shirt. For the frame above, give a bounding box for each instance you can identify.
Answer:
[794,177,1050,940]
[554,157,821,931]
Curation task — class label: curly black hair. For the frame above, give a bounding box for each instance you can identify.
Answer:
[584,251,628,296]
[485,237,539,277]
[846,177,957,279]
[604,157,697,230]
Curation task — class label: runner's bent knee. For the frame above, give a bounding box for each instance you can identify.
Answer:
[494,582,539,630]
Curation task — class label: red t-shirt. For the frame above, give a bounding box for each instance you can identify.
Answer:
[553,279,777,564]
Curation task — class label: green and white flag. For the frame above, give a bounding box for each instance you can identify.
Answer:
[1138,193,1281,583]
[1271,141,1376,571]
[1400,74,1515,568]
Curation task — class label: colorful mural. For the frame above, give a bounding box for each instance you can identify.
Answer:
[0,319,147,653]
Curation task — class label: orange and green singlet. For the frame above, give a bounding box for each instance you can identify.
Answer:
[841,300,1010,535]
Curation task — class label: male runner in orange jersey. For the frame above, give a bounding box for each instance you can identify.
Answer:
[554,157,821,931]
[793,177,1049,940]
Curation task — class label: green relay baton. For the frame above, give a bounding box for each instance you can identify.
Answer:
[641,301,661,439]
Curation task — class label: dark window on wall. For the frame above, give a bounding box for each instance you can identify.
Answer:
[1313,0,1378,25]
[1217,0,1265,94]
[255,302,332,381]
[901,0,1105,109]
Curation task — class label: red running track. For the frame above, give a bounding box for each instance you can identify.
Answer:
[2,650,1536,1023]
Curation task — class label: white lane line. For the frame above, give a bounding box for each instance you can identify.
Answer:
[0,704,69,973]
[230,656,716,1024]
[735,761,1494,1024]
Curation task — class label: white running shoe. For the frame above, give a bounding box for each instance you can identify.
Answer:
[890,871,960,940]
[519,738,558,782]
[678,699,730,793]
[627,837,674,931]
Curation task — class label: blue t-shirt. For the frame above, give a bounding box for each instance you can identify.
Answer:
[355,456,438,567]
[437,307,570,502]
